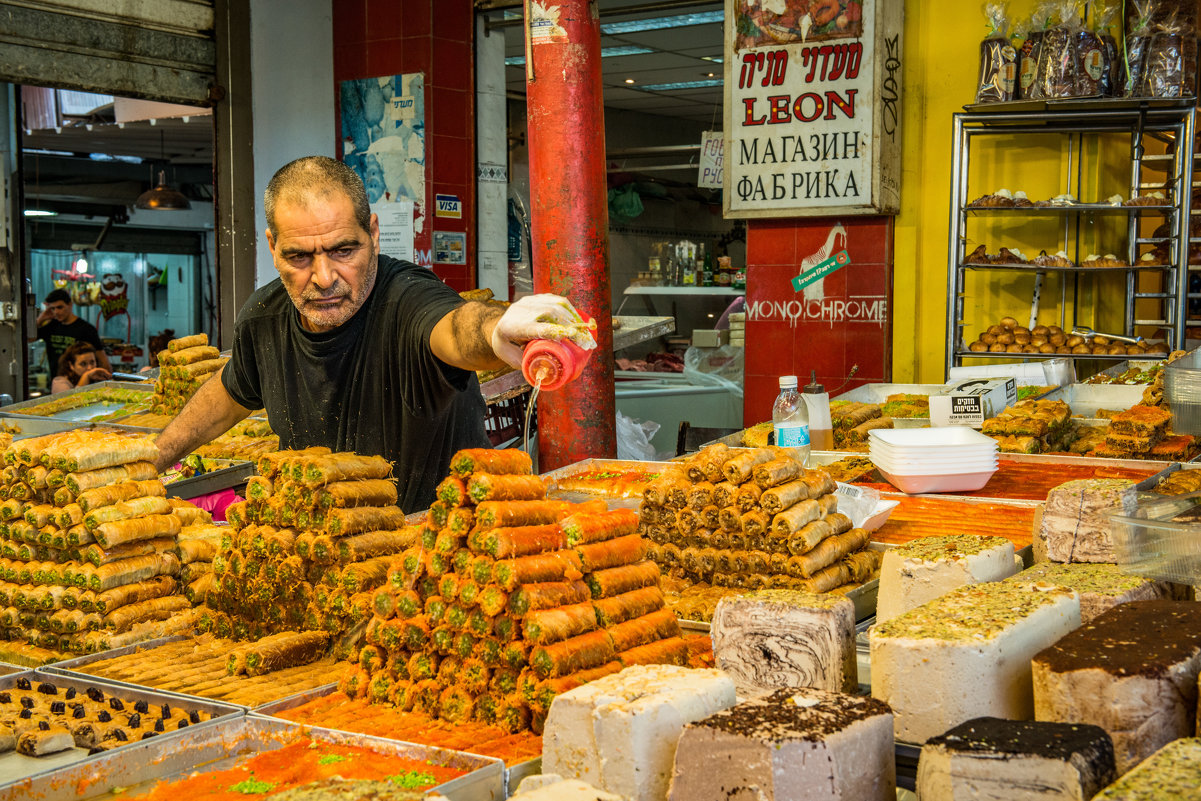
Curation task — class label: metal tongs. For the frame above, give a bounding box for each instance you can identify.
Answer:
[1070,326,1143,345]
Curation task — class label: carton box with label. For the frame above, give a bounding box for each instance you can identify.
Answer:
[928,378,1017,427]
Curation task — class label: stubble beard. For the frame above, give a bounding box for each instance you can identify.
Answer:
[293,246,379,331]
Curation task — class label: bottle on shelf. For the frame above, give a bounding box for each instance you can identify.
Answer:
[702,246,714,287]
[732,261,746,291]
[648,256,663,286]
[715,255,733,287]
[801,370,833,454]
[772,375,811,465]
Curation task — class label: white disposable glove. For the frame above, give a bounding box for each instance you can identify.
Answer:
[490,293,597,368]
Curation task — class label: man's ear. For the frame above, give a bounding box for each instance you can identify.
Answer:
[266,228,276,255]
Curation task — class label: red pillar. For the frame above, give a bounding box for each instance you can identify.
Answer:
[524,0,617,469]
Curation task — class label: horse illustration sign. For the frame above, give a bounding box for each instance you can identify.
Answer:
[724,0,902,218]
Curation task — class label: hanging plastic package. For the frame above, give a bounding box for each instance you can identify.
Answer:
[1017,4,1052,99]
[1033,2,1081,98]
[975,3,1017,103]
[1093,2,1123,96]
[1140,11,1198,98]
[1124,0,1156,96]
[1072,2,1106,96]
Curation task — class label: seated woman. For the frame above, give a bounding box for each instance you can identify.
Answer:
[51,341,111,393]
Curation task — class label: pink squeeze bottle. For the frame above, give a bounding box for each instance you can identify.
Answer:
[520,318,596,391]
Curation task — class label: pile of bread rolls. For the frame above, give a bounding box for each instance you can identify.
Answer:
[966,317,1169,356]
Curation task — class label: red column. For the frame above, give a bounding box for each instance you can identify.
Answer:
[524,0,616,469]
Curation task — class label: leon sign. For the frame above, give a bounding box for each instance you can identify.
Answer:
[724,0,902,218]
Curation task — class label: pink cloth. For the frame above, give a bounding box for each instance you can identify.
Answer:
[187,490,242,523]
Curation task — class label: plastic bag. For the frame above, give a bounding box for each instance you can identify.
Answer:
[1141,10,1197,97]
[1094,1,1123,96]
[1125,0,1157,96]
[608,184,644,221]
[1073,2,1106,95]
[1018,4,1052,98]
[1034,1,1081,98]
[976,3,1017,103]
[833,483,882,529]
[507,191,533,297]
[615,410,660,462]
[683,344,744,399]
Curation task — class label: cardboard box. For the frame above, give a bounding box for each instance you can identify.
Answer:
[929,378,1018,428]
[692,329,729,348]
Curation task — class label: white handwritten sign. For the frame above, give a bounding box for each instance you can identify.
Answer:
[699,131,725,189]
[723,0,902,218]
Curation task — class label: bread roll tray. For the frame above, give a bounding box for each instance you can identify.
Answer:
[5,716,505,801]
[45,636,332,712]
[254,683,540,797]
[0,667,242,795]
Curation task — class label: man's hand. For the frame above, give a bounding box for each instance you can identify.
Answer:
[489,294,597,369]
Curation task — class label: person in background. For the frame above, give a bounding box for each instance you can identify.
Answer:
[51,341,111,393]
[36,289,111,374]
[141,330,176,372]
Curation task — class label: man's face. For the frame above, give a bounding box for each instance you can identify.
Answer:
[45,300,70,322]
[266,191,380,333]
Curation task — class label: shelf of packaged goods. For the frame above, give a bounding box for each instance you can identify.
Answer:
[623,285,744,295]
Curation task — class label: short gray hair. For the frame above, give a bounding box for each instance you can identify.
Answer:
[264,156,372,237]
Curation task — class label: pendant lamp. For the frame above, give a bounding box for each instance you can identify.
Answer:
[135,130,191,210]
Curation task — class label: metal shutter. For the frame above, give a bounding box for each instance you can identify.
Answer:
[0,1,216,104]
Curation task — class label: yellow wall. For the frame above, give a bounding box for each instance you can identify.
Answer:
[893,1,1142,382]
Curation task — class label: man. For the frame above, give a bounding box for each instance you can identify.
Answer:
[36,289,111,374]
[154,156,593,511]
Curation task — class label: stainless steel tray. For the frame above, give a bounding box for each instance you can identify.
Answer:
[47,636,335,711]
[1040,382,1149,417]
[164,460,255,499]
[0,667,242,795]
[0,381,152,422]
[8,716,504,801]
[1087,358,1166,382]
[253,684,539,796]
[542,458,674,498]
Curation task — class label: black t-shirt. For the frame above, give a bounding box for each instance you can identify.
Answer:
[222,255,490,512]
[38,317,104,372]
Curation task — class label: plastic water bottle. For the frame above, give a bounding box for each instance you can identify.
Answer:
[772,375,810,464]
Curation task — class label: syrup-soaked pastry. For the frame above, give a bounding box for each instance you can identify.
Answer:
[64,687,76,700]
[107,727,128,742]
[0,692,10,704]
[72,706,85,719]
[19,697,33,709]
[153,718,165,733]
[159,703,171,718]
[69,721,98,749]
[96,710,111,723]
[127,713,141,729]
[49,701,64,715]
[0,723,14,753]
[16,725,73,756]
[86,687,103,702]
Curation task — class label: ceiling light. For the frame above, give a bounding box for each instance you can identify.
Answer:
[74,257,88,273]
[625,79,635,84]
[506,45,654,67]
[600,11,723,34]
[702,56,724,63]
[135,170,191,211]
[23,209,56,217]
[636,78,723,91]
[705,72,716,77]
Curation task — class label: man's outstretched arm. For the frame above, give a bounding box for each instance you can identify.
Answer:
[153,366,253,471]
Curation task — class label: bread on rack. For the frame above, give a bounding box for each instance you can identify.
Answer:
[1080,254,1129,269]
[1032,250,1075,269]
[1124,192,1167,206]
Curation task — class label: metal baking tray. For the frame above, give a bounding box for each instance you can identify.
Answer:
[0,667,242,795]
[542,458,673,499]
[677,571,882,631]
[163,459,255,500]
[1086,358,1167,382]
[1040,382,1149,417]
[253,684,539,796]
[0,381,153,423]
[0,418,161,441]
[7,716,504,801]
[46,636,337,711]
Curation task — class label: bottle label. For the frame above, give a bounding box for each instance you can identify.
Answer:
[774,422,810,447]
